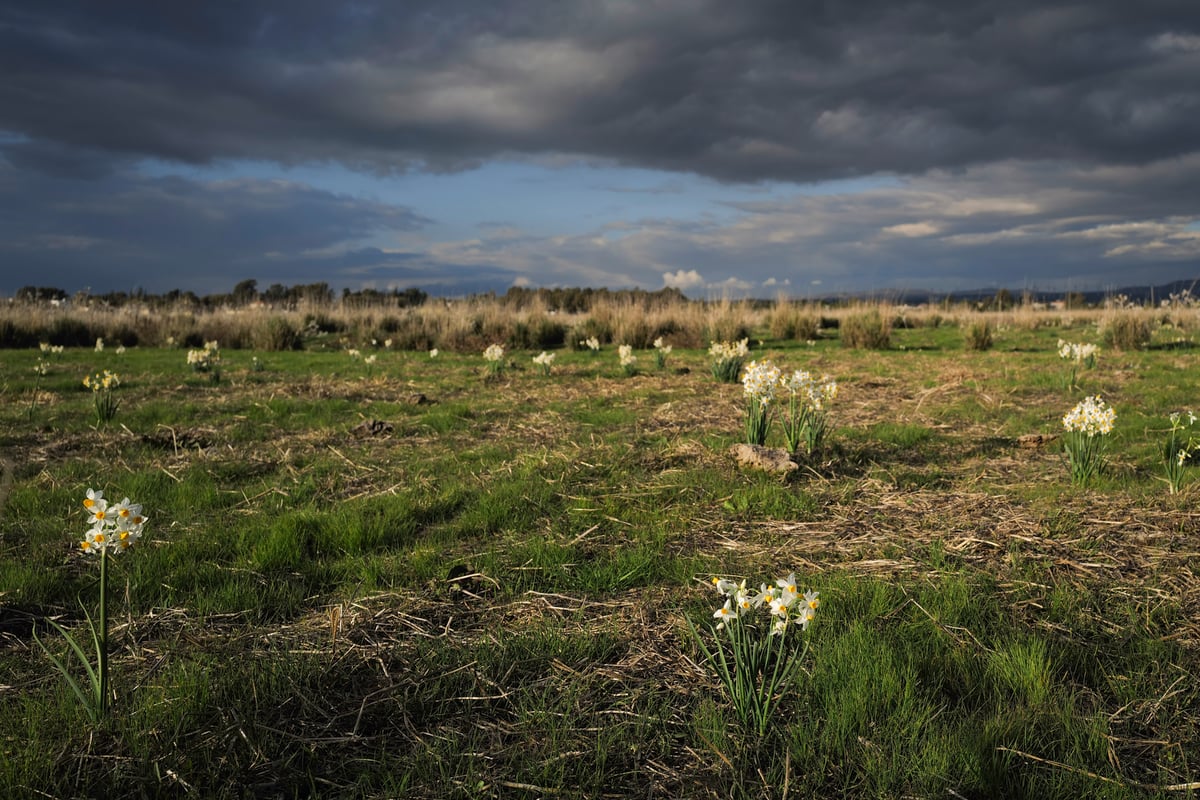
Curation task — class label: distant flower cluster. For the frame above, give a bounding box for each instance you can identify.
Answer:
[1057,340,1098,365]
[187,340,221,372]
[709,338,750,362]
[83,370,120,392]
[653,337,672,368]
[710,338,750,383]
[533,350,555,375]
[783,369,838,411]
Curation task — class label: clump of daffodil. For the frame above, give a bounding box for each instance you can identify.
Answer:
[1057,339,1098,390]
[187,340,221,383]
[483,343,505,376]
[36,489,149,723]
[741,359,781,446]
[579,336,601,353]
[1163,410,1197,494]
[710,338,750,383]
[533,351,555,376]
[83,370,120,424]
[781,369,838,455]
[1062,395,1116,486]
[690,572,820,737]
[618,344,637,376]
[653,337,672,369]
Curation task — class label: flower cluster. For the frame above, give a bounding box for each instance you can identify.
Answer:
[781,370,838,454]
[1062,396,1115,486]
[347,348,361,359]
[1057,340,1099,364]
[618,344,637,375]
[83,370,120,392]
[1062,395,1116,437]
[533,350,555,376]
[741,359,782,402]
[692,571,820,736]
[711,572,819,635]
[95,338,104,352]
[580,336,601,352]
[783,370,837,410]
[653,336,672,368]
[709,338,750,361]
[37,489,152,723]
[741,359,781,445]
[187,340,221,373]
[710,338,750,383]
[39,342,64,356]
[483,343,505,375]
[79,489,147,556]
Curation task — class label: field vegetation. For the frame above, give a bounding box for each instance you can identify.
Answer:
[1,288,1198,798]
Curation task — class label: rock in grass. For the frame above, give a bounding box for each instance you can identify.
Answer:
[351,419,394,438]
[729,443,798,474]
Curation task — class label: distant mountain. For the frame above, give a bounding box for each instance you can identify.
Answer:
[843,278,1200,307]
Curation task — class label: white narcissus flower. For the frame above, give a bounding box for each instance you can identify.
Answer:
[83,488,104,511]
[483,344,504,362]
[775,572,800,601]
[711,577,739,596]
[713,600,737,624]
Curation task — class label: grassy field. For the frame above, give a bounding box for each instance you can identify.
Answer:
[1,311,1198,799]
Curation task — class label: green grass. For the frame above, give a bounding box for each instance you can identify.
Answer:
[1,328,1197,798]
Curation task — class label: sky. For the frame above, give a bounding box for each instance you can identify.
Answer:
[1,1,1199,299]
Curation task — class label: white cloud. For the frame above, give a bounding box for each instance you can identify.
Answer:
[662,269,705,289]
[882,221,941,237]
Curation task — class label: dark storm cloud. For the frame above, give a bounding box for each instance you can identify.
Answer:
[3,1,1199,181]
[0,159,432,294]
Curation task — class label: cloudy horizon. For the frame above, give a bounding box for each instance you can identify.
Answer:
[2,1,1198,298]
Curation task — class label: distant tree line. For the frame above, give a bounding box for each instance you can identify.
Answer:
[10,280,429,310]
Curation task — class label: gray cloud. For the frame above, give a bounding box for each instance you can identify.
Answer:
[3,2,1199,181]
[0,159,432,293]
[418,157,1200,294]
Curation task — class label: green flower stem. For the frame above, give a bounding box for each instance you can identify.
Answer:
[98,547,109,716]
